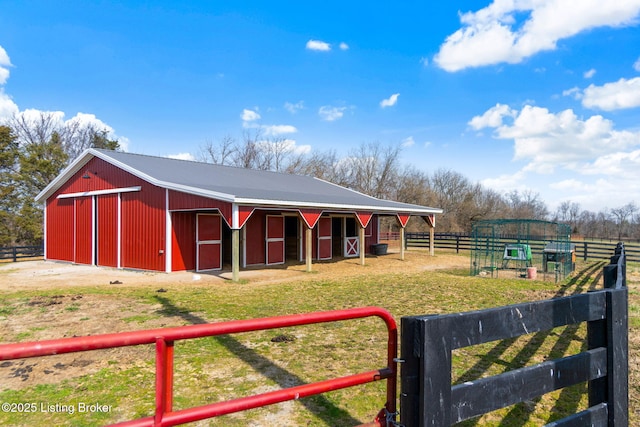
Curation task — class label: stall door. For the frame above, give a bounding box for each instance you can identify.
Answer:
[317,217,332,260]
[196,214,222,271]
[345,237,360,257]
[266,215,285,265]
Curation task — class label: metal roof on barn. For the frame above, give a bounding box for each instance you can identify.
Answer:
[36,149,443,214]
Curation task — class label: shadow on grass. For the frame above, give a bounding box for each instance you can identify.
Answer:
[455,261,605,427]
[154,295,363,426]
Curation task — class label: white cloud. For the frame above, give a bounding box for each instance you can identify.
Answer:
[634,56,640,71]
[401,136,415,148]
[167,152,196,161]
[0,90,19,120]
[306,40,331,51]
[284,101,304,114]
[262,124,298,136]
[241,109,261,122]
[435,1,640,72]
[562,87,581,98]
[339,42,349,50]
[583,68,597,78]
[480,170,528,193]
[421,57,429,67]
[380,93,400,108]
[319,105,347,121]
[581,77,640,110]
[468,103,516,130]
[0,45,11,85]
[471,103,640,175]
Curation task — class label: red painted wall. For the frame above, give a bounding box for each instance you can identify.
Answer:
[169,191,232,226]
[364,215,379,254]
[121,188,165,271]
[45,198,73,262]
[74,197,93,265]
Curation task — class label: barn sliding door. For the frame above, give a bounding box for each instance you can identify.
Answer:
[74,197,93,265]
[196,214,222,272]
[266,215,285,265]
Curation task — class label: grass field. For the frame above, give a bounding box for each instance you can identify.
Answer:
[0,252,638,426]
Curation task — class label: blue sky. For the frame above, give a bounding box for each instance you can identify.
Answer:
[2,1,640,213]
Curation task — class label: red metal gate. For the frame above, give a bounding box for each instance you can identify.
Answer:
[0,307,397,427]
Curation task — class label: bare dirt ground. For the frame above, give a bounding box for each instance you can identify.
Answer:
[0,246,466,393]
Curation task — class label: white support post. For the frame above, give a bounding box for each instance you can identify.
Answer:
[232,229,240,282]
[400,227,405,261]
[306,226,313,272]
[429,225,435,256]
[359,225,366,266]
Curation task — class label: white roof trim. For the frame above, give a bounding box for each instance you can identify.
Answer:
[57,186,142,199]
[234,197,443,214]
[36,149,444,216]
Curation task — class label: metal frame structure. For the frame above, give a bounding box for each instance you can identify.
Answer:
[470,219,572,280]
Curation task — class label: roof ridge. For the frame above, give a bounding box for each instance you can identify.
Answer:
[95,148,315,179]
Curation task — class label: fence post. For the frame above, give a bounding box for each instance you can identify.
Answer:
[584,241,588,261]
[12,247,17,263]
[605,287,629,426]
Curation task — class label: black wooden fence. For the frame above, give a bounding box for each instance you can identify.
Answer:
[406,231,640,263]
[400,244,628,426]
[0,245,44,262]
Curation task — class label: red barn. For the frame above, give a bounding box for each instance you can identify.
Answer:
[35,149,442,280]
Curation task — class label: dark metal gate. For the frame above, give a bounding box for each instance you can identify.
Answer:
[400,244,628,426]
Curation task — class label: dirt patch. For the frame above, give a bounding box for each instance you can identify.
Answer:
[0,247,466,291]
[0,292,199,392]
[0,249,467,392]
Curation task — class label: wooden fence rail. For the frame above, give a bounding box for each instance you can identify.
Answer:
[0,245,44,262]
[400,243,628,426]
[406,232,640,262]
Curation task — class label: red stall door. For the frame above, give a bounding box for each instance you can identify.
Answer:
[196,214,222,272]
[266,215,285,265]
[317,217,332,260]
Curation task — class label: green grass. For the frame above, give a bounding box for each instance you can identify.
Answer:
[0,256,637,426]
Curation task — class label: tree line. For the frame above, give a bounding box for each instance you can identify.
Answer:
[1,122,638,246]
[0,113,119,246]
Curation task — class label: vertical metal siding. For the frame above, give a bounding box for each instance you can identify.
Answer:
[97,194,118,267]
[365,214,379,254]
[121,184,165,271]
[74,197,93,265]
[168,191,232,226]
[45,198,74,261]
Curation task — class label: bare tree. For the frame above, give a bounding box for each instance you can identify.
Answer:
[199,135,238,165]
[610,202,638,240]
